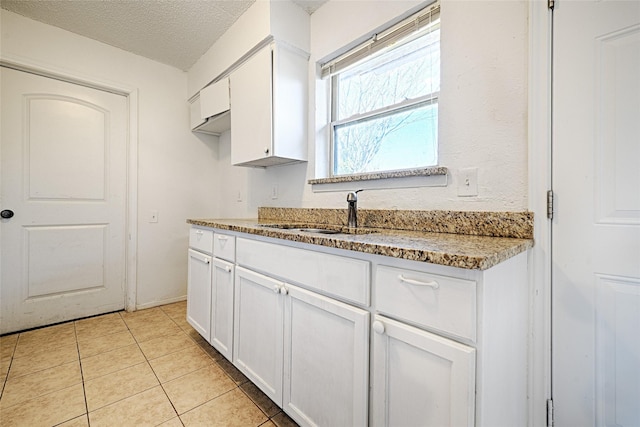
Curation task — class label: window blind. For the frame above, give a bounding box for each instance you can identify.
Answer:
[320,1,440,78]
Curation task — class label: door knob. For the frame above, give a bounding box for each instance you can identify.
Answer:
[1,210,14,219]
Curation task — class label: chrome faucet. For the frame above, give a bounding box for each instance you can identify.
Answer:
[347,190,363,228]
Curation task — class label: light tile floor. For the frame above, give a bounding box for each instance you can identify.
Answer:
[0,301,299,427]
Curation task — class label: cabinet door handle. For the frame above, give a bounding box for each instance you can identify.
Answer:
[273,285,280,293]
[279,286,289,295]
[372,320,385,335]
[225,266,232,273]
[398,274,439,289]
[217,235,228,241]
[264,147,270,155]
[204,258,211,265]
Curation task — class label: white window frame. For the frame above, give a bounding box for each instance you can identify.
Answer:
[321,1,441,179]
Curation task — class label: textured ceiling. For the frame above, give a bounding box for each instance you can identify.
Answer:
[1,0,326,71]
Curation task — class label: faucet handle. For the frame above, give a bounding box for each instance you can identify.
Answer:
[347,189,363,202]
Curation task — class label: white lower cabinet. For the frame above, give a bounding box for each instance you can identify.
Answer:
[233,266,285,405]
[284,285,369,427]
[210,258,234,360]
[233,266,370,427]
[186,248,212,338]
[371,315,476,427]
[188,226,529,427]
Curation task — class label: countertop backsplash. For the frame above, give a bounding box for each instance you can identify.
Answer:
[257,207,534,239]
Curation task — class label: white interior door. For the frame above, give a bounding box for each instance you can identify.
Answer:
[0,67,128,334]
[552,1,640,425]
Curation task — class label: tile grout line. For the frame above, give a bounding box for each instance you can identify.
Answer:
[159,306,286,426]
[149,306,254,425]
[175,387,240,421]
[0,335,18,400]
[162,311,277,426]
[77,309,183,424]
[3,303,288,427]
[79,310,171,423]
[74,320,92,427]
[156,307,241,421]
[125,309,183,426]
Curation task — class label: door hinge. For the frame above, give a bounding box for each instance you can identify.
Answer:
[547,190,554,220]
[548,0,555,9]
[547,399,554,427]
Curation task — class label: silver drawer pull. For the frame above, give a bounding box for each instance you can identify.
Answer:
[217,235,228,241]
[398,274,439,289]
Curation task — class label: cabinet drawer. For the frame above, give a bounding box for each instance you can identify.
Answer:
[375,265,476,342]
[213,232,236,262]
[189,227,213,254]
[236,238,370,306]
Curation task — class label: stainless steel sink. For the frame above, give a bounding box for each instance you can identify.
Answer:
[298,228,342,234]
[258,223,375,235]
[258,223,302,230]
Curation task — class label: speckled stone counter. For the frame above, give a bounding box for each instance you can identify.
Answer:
[307,166,448,185]
[187,209,533,270]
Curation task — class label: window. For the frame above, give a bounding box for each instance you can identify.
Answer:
[322,2,440,177]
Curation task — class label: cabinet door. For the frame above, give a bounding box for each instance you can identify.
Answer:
[233,266,284,405]
[187,249,212,340]
[189,95,205,130]
[230,45,272,166]
[200,77,229,119]
[283,285,370,427]
[211,258,234,361]
[371,315,476,427]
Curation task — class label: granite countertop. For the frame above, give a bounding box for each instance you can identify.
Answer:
[187,209,534,270]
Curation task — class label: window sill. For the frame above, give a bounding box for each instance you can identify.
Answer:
[308,166,448,192]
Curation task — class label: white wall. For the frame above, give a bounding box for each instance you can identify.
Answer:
[0,0,529,309]
[1,10,219,308]
[192,0,529,218]
[188,0,310,99]
[188,0,271,99]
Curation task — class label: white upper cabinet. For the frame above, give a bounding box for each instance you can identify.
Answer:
[192,77,231,135]
[200,77,230,119]
[230,43,308,167]
[187,0,310,103]
[189,94,205,131]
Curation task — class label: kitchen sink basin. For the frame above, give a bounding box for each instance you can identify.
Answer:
[258,223,302,229]
[258,223,375,235]
[298,228,342,234]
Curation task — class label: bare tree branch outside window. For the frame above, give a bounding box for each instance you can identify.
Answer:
[332,28,440,176]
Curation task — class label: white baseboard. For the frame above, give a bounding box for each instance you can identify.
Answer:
[134,295,187,311]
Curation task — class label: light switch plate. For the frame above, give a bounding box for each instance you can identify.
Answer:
[458,168,478,197]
